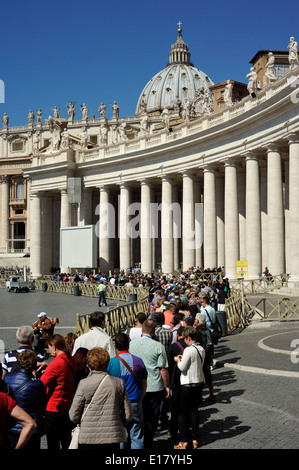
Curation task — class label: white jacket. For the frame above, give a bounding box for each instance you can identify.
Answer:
[177,343,206,385]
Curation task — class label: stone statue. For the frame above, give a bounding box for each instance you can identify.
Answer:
[111,124,119,144]
[2,113,9,127]
[80,127,88,149]
[288,36,299,71]
[36,109,42,124]
[224,80,233,107]
[202,90,213,114]
[139,96,147,115]
[28,110,35,125]
[32,132,40,156]
[99,123,108,144]
[67,102,76,121]
[111,101,119,119]
[182,99,191,121]
[173,95,182,115]
[247,67,258,95]
[119,121,127,140]
[161,107,170,129]
[140,115,149,134]
[81,103,88,121]
[98,102,106,119]
[265,52,277,84]
[51,125,61,151]
[52,106,60,119]
[60,129,70,149]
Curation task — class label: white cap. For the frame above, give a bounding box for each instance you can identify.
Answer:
[37,312,47,318]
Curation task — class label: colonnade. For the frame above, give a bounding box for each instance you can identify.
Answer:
[1,133,298,281]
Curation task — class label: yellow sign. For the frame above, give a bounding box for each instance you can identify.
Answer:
[236,260,248,279]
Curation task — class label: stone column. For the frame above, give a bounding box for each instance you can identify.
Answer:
[285,133,299,282]
[30,193,42,278]
[245,152,261,278]
[172,183,180,271]
[216,171,225,268]
[182,171,195,270]
[140,179,152,274]
[60,189,70,228]
[265,143,285,274]
[284,159,290,274]
[119,183,131,271]
[237,169,246,260]
[260,164,268,269]
[194,178,203,269]
[161,176,174,274]
[203,167,217,269]
[98,186,112,273]
[26,178,31,252]
[1,175,9,252]
[60,189,71,273]
[224,160,239,279]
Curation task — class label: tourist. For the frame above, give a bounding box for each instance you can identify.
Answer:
[69,347,133,450]
[168,326,186,441]
[194,313,216,403]
[64,332,78,354]
[174,326,205,449]
[0,392,37,449]
[4,350,46,449]
[129,319,170,449]
[108,333,147,449]
[41,334,76,450]
[97,280,107,306]
[126,312,147,340]
[1,325,45,379]
[73,347,89,390]
[72,311,116,357]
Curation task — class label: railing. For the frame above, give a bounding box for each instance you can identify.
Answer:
[224,290,299,332]
[229,274,289,295]
[74,295,150,339]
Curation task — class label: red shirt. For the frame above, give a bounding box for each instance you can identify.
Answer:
[164,310,174,327]
[0,392,16,448]
[41,352,76,412]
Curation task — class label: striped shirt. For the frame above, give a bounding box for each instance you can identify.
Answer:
[1,346,44,374]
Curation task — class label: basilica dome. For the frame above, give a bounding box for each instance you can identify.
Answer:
[135,27,214,115]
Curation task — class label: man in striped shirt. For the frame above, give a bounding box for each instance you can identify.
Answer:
[1,326,45,379]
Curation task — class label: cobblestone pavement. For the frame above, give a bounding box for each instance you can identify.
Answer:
[1,289,299,451]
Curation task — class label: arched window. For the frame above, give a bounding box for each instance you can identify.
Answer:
[16,182,24,199]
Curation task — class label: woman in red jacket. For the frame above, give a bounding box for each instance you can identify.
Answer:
[41,334,76,450]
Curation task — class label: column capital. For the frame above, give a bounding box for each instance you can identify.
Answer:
[223,158,238,168]
[0,174,9,184]
[159,174,173,184]
[262,142,281,153]
[284,132,299,144]
[241,150,258,161]
[138,177,152,186]
[179,169,194,178]
[203,164,215,174]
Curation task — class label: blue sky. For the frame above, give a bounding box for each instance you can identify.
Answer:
[1,0,298,126]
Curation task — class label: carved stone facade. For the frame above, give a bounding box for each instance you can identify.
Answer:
[1,29,299,284]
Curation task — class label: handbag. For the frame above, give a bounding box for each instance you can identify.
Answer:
[204,309,222,345]
[69,374,109,449]
[117,355,141,389]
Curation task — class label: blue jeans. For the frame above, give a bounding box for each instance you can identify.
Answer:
[120,399,144,450]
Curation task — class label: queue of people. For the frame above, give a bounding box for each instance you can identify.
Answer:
[0,270,226,450]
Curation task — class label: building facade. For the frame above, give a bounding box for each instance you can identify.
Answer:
[1,29,299,283]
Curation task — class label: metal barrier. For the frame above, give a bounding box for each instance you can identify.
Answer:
[74,296,150,339]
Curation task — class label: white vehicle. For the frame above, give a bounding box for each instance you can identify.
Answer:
[6,276,33,293]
